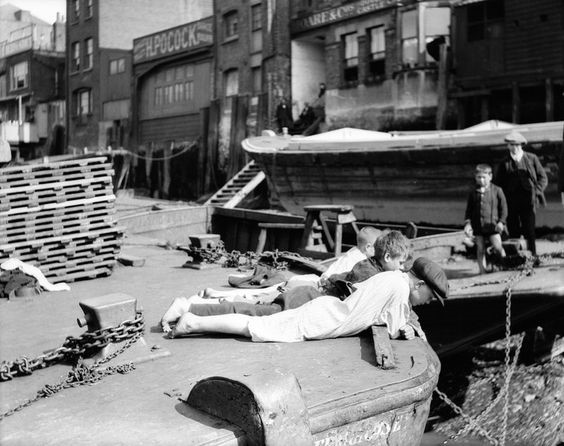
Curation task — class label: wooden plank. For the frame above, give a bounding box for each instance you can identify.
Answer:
[0,195,116,217]
[0,226,126,252]
[0,168,114,188]
[1,175,113,195]
[372,325,396,369]
[118,253,146,267]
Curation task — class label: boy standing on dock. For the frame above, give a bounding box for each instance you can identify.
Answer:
[464,164,508,274]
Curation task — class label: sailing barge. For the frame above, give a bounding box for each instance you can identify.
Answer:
[242,120,564,229]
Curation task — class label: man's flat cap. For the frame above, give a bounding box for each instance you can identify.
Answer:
[504,130,527,145]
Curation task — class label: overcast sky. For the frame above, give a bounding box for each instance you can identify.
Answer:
[1,0,66,23]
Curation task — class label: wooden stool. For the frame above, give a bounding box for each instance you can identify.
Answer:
[300,205,359,257]
[256,222,305,254]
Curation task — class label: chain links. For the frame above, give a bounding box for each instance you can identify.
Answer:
[180,242,311,271]
[435,257,535,445]
[0,314,144,420]
[0,313,144,382]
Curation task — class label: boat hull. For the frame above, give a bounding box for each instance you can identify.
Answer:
[244,122,564,229]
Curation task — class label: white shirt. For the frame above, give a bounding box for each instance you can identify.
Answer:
[248,271,411,343]
[320,246,367,279]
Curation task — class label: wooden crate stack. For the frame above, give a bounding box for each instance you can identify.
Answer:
[0,156,126,283]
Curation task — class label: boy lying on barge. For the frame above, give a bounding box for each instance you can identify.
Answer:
[162,230,410,325]
[161,251,448,342]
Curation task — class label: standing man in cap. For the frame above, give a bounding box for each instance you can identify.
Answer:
[167,257,448,342]
[495,130,548,256]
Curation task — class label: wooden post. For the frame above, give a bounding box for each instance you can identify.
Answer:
[435,43,448,130]
[206,100,220,193]
[372,325,395,369]
[512,82,520,124]
[197,107,210,198]
[545,78,554,121]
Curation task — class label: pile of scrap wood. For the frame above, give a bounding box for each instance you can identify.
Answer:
[0,156,126,283]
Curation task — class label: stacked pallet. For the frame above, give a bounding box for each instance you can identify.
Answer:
[0,156,126,283]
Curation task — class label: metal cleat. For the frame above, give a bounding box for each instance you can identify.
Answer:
[77,293,170,365]
[77,293,137,330]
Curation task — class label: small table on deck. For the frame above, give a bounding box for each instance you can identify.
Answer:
[300,204,359,257]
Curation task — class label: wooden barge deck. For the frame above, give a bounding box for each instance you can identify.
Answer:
[0,236,440,445]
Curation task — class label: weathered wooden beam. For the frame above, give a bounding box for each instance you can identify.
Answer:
[372,325,396,369]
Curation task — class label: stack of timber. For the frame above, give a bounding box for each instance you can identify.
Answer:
[0,157,126,283]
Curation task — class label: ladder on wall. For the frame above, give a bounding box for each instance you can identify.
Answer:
[204,160,265,208]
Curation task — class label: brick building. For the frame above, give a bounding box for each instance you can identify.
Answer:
[131,17,214,199]
[65,0,212,152]
[0,5,66,160]
[288,0,451,131]
[450,0,564,127]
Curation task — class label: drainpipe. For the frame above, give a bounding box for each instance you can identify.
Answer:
[18,95,23,124]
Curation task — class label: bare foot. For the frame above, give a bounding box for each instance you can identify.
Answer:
[160,296,193,332]
[169,312,199,338]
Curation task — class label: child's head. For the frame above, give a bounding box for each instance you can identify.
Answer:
[408,257,449,307]
[356,226,382,258]
[373,230,411,271]
[474,164,493,188]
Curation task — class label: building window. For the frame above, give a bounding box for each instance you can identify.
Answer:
[251,4,262,30]
[252,66,261,95]
[153,63,195,107]
[368,26,385,81]
[71,41,80,71]
[72,0,80,21]
[109,58,125,75]
[467,0,504,42]
[84,38,93,69]
[224,69,239,96]
[86,0,93,18]
[75,89,91,116]
[155,87,163,106]
[401,9,418,67]
[250,3,263,53]
[10,61,28,90]
[342,33,358,85]
[185,81,194,101]
[224,11,239,40]
[424,7,450,63]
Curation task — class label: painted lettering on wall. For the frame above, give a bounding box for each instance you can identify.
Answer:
[290,0,397,33]
[133,17,213,64]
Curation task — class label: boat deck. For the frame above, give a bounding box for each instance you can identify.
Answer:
[0,235,439,445]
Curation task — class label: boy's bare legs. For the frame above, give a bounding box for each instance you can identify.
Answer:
[475,235,488,274]
[169,313,252,338]
[489,233,506,262]
[161,294,222,333]
[201,283,284,300]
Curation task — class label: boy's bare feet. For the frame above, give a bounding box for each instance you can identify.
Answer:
[168,312,199,338]
[160,296,194,333]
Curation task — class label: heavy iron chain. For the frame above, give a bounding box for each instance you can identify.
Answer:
[0,331,142,421]
[435,257,535,446]
[181,242,305,271]
[0,312,144,381]
[0,314,144,420]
